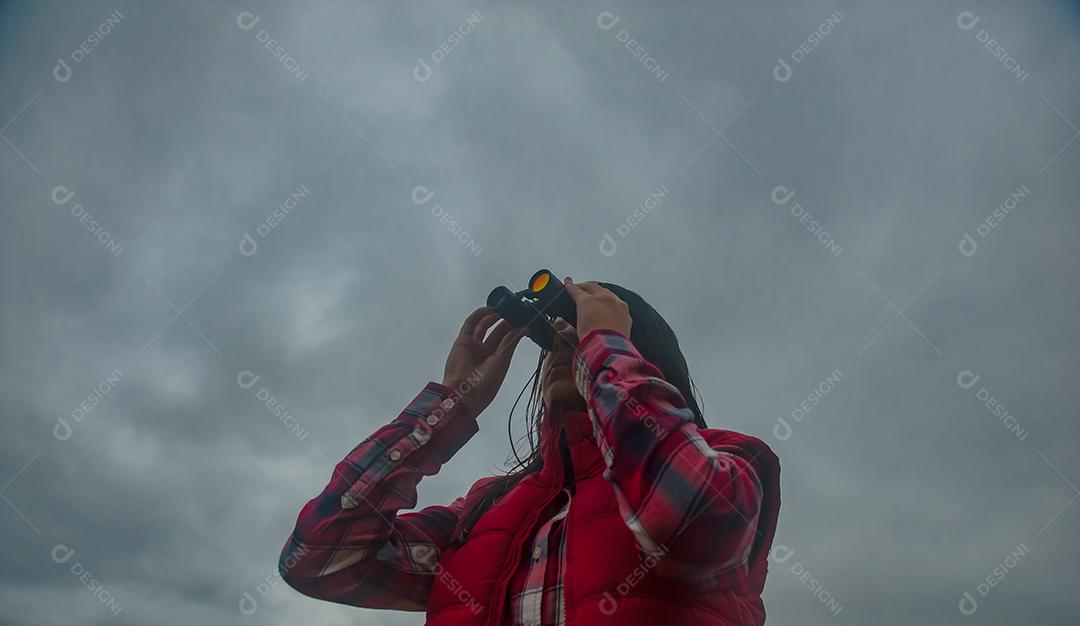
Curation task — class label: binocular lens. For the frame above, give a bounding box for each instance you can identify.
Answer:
[486,285,514,310]
[530,271,551,293]
[485,286,536,328]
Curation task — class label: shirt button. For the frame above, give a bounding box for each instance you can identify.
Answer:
[411,426,430,445]
[426,414,439,426]
[532,546,543,561]
[441,398,455,410]
[389,449,402,461]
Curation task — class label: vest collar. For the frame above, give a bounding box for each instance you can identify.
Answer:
[537,401,606,483]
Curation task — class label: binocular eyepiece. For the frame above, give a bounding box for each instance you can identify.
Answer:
[487,269,576,350]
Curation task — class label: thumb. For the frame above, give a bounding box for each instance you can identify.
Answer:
[563,276,584,302]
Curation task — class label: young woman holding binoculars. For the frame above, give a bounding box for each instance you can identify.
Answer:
[279,273,781,625]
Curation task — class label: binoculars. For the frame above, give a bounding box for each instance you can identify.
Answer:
[487,269,576,350]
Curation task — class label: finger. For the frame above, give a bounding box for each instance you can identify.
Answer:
[459,306,491,336]
[575,281,605,295]
[473,312,500,340]
[550,327,578,351]
[483,318,514,349]
[563,276,585,302]
[496,326,529,355]
[473,312,501,341]
[552,317,580,342]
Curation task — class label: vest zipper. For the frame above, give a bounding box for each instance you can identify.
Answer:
[484,465,564,626]
[560,487,570,626]
[558,430,574,625]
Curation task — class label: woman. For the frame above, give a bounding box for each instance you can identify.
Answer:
[279,277,781,625]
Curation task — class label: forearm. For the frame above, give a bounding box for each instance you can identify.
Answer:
[280,382,476,606]
[572,329,763,579]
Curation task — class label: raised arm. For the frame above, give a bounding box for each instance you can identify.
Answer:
[278,382,476,609]
[279,306,529,609]
[562,279,767,584]
[571,328,765,583]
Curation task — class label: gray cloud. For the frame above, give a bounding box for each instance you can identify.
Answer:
[2,0,1078,624]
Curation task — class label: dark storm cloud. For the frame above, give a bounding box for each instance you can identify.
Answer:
[2,1,1078,624]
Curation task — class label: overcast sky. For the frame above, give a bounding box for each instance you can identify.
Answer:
[2,1,1079,624]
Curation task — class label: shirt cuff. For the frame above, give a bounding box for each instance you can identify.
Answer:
[400,381,479,464]
[572,328,639,400]
[339,382,478,508]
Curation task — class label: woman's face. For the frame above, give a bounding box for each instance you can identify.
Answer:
[539,317,586,411]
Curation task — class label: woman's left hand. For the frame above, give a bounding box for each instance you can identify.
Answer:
[562,277,632,341]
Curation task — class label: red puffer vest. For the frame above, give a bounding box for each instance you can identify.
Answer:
[425,404,782,625]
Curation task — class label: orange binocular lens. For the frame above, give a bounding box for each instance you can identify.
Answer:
[530,271,551,293]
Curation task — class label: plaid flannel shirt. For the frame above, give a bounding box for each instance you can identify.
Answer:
[279,328,764,625]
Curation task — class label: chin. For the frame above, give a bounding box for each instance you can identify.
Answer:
[543,378,585,411]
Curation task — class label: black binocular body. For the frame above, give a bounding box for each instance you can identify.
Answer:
[486,269,575,350]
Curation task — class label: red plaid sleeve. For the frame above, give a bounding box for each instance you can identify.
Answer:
[279,381,478,610]
[571,329,764,584]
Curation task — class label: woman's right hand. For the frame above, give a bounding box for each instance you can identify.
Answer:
[441,306,530,418]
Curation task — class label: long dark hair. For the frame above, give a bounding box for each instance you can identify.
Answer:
[457,282,706,541]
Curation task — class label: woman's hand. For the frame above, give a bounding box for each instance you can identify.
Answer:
[441,306,530,418]
[562,277,632,341]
